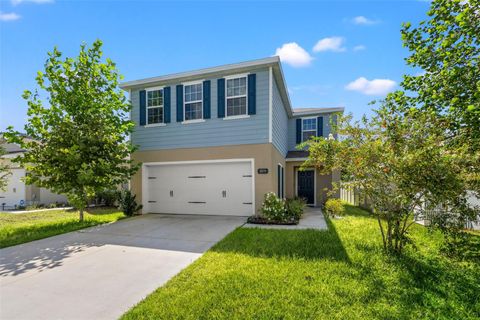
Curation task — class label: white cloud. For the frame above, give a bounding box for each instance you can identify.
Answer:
[352,16,378,25]
[274,42,313,67]
[0,11,21,21]
[313,37,346,52]
[353,45,366,51]
[345,77,396,95]
[11,0,53,5]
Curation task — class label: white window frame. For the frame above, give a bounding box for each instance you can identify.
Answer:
[183,81,204,123]
[301,117,317,142]
[145,86,165,126]
[225,73,249,119]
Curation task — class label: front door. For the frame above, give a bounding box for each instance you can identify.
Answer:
[297,170,315,205]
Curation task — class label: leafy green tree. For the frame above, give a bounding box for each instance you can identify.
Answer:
[401,0,480,193]
[302,95,474,254]
[401,0,479,148]
[0,144,10,192]
[5,40,139,221]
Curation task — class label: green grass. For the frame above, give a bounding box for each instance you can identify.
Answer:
[0,208,125,248]
[122,205,480,320]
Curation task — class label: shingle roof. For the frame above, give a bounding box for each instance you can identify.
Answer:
[1,143,25,154]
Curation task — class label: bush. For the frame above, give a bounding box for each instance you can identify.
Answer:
[324,198,344,218]
[261,192,287,222]
[285,198,306,221]
[96,189,117,207]
[117,189,142,217]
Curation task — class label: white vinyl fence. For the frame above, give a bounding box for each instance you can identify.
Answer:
[341,185,479,231]
[340,186,371,210]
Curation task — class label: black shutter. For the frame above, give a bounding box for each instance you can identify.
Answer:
[247,74,256,115]
[281,167,284,198]
[164,87,171,123]
[277,165,281,196]
[217,78,225,118]
[176,85,183,122]
[139,90,146,126]
[296,118,302,144]
[203,80,211,119]
[317,116,324,137]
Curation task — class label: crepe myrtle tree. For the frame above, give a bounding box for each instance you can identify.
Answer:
[301,93,475,254]
[5,40,139,221]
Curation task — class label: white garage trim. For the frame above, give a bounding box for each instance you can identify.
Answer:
[141,158,255,216]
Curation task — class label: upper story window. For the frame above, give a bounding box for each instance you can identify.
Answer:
[147,89,163,124]
[226,76,247,117]
[184,83,203,121]
[302,118,317,142]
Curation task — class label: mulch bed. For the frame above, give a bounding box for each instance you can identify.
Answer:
[247,216,299,225]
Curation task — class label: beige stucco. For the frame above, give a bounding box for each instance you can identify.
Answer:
[131,144,338,214]
[131,143,285,214]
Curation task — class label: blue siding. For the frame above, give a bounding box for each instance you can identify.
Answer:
[271,77,288,157]
[131,69,269,151]
[287,113,334,151]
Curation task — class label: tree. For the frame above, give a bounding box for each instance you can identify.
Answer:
[401,0,480,192]
[0,144,10,192]
[5,40,139,221]
[302,94,474,254]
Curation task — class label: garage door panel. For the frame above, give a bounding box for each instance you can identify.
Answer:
[145,161,253,216]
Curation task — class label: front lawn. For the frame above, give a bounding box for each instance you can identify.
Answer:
[122,205,479,320]
[0,208,125,248]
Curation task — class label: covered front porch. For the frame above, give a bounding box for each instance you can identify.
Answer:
[285,151,340,207]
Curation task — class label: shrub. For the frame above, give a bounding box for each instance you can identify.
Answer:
[96,189,117,207]
[117,189,142,217]
[324,198,344,218]
[261,192,287,222]
[285,198,306,221]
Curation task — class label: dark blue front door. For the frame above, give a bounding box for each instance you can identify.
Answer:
[297,170,315,205]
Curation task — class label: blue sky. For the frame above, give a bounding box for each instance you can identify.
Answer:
[0,0,430,131]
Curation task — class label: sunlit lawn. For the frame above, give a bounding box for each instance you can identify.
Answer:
[0,208,125,248]
[122,205,480,320]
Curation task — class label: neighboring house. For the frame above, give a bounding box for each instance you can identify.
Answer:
[120,57,343,216]
[0,141,67,210]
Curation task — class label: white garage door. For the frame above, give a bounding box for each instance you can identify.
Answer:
[144,160,253,216]
[0,168,26,209]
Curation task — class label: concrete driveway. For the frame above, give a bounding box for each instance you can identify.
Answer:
[0,214,245,320]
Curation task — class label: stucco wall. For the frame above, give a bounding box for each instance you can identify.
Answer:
[131,143,283,214]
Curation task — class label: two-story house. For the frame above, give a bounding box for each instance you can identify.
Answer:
[120,57,343,216]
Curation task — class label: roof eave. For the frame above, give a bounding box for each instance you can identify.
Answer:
[119,56,280,90]
[292,107,345,117]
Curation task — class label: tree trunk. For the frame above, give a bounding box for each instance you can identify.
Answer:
[377,215,387,250]
[78,188,86,222]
